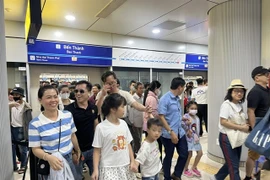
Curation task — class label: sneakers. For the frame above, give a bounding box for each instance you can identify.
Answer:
[191,168,201,177]
[183,169,193,178]
[18,167,26,174]
[209,175,217,180]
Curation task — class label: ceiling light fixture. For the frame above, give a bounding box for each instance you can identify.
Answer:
[127,40,134,45]
[178,45,185,50]
[65,15,76,21]
[152,29,160,34]
[96,0,127,18]
[54,31,63,37]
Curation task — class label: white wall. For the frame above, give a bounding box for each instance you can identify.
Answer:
[5,20,208,59]
[29,64,107,117]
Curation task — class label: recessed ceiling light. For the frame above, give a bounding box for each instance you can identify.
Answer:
[54,31,63,37]
[65,15,76,21]
[127,40,134,45]
[178,45,185,50]
[152,29,160,34]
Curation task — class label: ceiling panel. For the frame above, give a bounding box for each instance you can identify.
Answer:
[207,0,229,4]
[41,0,111,30]
[189,35,208,45]
[129,0,215,40]
[89,0,190,35]
[162,21,208,43]
[4,0,25,21]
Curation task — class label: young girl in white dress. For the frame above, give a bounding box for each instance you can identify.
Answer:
[182,101,203,178]
[91,93,137,180]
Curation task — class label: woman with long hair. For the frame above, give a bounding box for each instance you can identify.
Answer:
[143,80,163,162]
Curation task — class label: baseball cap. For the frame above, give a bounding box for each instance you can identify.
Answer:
[251,66,269,79]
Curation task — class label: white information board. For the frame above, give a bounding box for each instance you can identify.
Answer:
[113,48,186,69]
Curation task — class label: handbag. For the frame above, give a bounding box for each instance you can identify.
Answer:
[245,108,270,157]
[37,119,62,175]
[224,101,249,149]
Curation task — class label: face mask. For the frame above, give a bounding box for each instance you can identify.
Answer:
[13,97,21,102]
[60,93,70,100]
[155,89,161,97]
[189,110,198,115]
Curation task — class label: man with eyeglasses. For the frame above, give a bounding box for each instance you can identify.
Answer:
[65,80,99,180]
[244,66,270,180]
[96,71,151,122]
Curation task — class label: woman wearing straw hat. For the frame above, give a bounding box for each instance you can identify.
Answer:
[211,79,250,180]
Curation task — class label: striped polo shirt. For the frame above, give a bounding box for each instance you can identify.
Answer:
[28,110,77,155]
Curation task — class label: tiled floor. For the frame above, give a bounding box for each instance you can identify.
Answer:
[14,132,246,180]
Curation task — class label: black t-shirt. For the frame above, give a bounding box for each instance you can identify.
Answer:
[247,84,270,117]
[65,101,98,152]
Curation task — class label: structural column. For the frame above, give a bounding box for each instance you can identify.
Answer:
[0,0,14,179]
[207,0,261,163]
[261,0,270,68]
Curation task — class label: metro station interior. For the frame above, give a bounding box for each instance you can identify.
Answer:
[0,0,270,180]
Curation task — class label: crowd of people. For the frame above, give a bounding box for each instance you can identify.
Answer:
[8,65,270,180]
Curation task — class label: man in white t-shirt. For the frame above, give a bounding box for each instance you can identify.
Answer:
[191,78,208,136]
[96,71,151,122]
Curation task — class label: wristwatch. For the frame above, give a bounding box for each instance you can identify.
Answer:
[168,129,173,135]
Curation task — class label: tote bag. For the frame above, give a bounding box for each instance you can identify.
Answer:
[245,108,270,157]
[223,101,249,149]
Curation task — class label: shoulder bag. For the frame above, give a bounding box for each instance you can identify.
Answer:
[37,119,62,175]
[245,108,270,157]
[223,102,249,149]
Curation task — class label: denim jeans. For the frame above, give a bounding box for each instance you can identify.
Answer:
[161,135,188,180]
[142,173,159,180]
[215,133,242,180]
[11,126,28,169]
[75,148,94,179]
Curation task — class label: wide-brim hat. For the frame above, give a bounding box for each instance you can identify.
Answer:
[227,79,247,90]
[10,87,25,97]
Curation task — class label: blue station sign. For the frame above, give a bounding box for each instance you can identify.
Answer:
[27,40,113,67]
[185,54,208,71]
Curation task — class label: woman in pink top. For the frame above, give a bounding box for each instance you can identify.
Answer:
[143,80,162,161]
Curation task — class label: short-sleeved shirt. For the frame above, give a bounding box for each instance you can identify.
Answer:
[28,110,77,155]
[247,84,270,117]
[11,102,24,127]
[219,100,246,134]
[158,91,185,139]
[191,86,208,104]
[136,140,162,177]
[129,93,144,128]
[96,89,136,118]
[144,91,159,121]
[65,101,98,152]
[92,119,133,167]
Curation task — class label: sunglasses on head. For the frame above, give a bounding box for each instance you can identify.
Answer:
[74,89,85,94]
